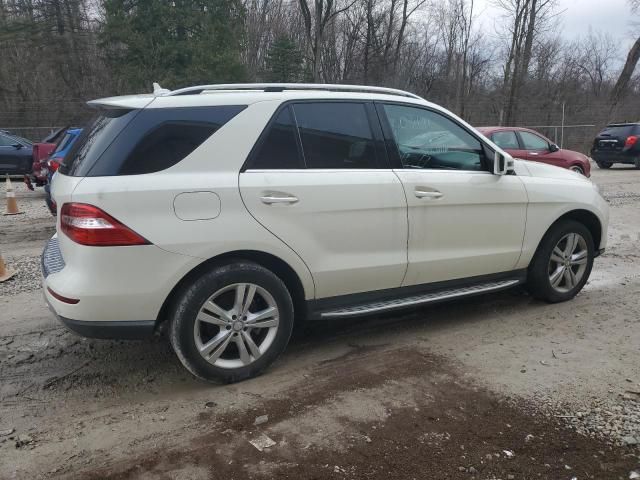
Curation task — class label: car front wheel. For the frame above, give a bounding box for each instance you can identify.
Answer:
[526,220,594,303]
[570,165,585,175]
[596,161,612,169]
[169,262,294,383]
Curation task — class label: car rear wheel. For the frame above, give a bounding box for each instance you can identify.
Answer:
[169,261,294,383]
[596,161,612,169]
[634,157,640,169]
[526,220,594,303]
[570,165,585,175]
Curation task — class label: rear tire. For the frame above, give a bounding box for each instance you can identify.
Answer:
[634,158,640,169]
[169,261,294,383]
[596,161,612,169]
[526,220,594,303]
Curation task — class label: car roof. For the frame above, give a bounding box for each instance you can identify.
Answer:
[87,83,434,111]
[605,123,640,127]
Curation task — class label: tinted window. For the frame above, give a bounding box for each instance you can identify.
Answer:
[600,125,637,138]
[119,122,218,175]
[64,106,246,176]
[491,131,519,149]
[383,104,485,171]
[293,103,378,169]
[62,109,138,176]
[250,107,301,169]
[519,131,549,150]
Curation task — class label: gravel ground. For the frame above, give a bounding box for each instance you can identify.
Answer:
[1,166,639,479]
[0,255,42,296]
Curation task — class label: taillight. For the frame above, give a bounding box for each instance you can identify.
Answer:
[48,158,61,172]
[60,203,150,247]
[625,135,638,148]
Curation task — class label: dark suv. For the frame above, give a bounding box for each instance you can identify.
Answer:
[591,123,640,169]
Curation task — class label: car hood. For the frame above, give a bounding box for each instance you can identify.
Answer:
[514,158,589,182]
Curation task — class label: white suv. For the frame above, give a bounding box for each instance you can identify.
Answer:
[43,84,609,383]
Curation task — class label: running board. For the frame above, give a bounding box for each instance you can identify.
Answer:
[319,279,522,319]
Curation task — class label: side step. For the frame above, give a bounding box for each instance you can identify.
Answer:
[319,279,522,319]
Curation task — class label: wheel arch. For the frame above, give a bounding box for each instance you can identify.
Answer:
[155,250,309,332]
[530,209,603,266]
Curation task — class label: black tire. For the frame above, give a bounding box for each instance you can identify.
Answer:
[596,161,612,169]
[570,165,585,175]
[526,220,595,303]
[634,157,640,169]
[169,261,294,383]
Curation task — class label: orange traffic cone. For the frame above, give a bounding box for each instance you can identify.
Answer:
[4,174,22,215]
[0,252,15,283]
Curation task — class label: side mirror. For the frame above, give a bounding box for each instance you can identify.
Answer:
[549,143,560,152]
[493,151,515,175]
[12,143,23,150]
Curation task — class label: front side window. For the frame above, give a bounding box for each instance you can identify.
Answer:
[383,104,485,171]
[491,131,519,149]
[519,131,549,150]
[293,102,378,169]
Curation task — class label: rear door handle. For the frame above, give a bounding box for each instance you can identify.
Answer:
[260,194,299,205]
[415,189,443,199]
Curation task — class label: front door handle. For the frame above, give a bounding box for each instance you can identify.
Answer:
[260,194,299,205]
[415,189,443,199]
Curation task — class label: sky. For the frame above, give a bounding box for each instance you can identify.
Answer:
[473,0,636,54]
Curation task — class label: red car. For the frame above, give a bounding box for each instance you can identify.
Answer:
[477,127,591,177]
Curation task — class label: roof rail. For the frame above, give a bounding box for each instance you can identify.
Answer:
[162,83,423,100]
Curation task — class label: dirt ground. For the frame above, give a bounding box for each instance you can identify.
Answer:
[1,167,639,479]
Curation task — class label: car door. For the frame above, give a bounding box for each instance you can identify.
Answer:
[239,101,408,299]
[377,102,528,286]
[517,130,562,167]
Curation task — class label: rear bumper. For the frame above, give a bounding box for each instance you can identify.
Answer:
[592,151,638,163]
[57,315,155,339]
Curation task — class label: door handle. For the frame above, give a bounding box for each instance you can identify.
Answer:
[415,190,443,199]
[529,152,539,155]
[260,194,299,205]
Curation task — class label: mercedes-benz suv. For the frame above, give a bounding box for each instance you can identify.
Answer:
[43,83,609,383]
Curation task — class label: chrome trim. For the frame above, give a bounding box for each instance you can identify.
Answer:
[42,237,65,278]
[165,83,423,100]
[320,279,521,319]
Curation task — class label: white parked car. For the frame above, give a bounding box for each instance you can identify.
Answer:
[43,84,609,383]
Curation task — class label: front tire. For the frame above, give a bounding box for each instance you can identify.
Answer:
[634,157,640,169]
[596,161,612,169]
[570,165,585,175]
[526,220,594,303]
[169,262,294,383]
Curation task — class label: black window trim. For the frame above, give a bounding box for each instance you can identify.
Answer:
[241,99,391,172]
[374,101,494,173]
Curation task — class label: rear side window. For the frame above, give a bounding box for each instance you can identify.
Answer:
[491,131,519,149]
[250,107,302,169]
[63,106,245,176]
[119,122,217,175]
[293,103,378,169]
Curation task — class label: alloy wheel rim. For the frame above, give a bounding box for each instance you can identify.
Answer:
[194,283,279,369]
[547,233,588,293]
